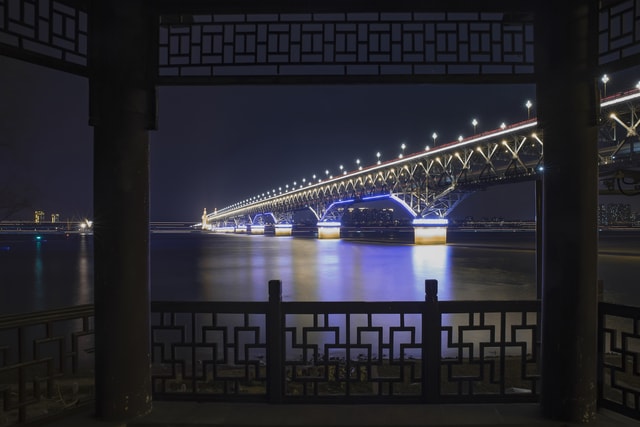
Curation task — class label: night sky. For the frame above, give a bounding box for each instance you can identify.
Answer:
[1,55,639,222]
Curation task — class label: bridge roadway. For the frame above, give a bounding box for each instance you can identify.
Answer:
[203,87,640,244]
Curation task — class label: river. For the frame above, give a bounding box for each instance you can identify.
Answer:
[1,230,639,315]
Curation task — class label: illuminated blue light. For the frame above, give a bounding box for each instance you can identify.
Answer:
[538,166,544,172]
[388,194,419,218]
[413,218,449,226]
[361,194,392,202]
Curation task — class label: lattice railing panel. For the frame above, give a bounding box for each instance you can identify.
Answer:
[283,304,424,399]
[439,301,540,400]
[0,0,87,73]
[599,302,640,420]
[150,303,269,399]
[0,305,94,425]
[157,12,534,82]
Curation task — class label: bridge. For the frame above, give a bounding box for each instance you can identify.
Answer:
[203,86,640,243]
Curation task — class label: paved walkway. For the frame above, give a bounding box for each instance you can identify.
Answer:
[45,402,637,427]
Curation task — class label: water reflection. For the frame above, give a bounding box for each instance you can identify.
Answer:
[75,234,91,305]
[33,240,44,310]
[6,231,640,316]
[412,244,452,300]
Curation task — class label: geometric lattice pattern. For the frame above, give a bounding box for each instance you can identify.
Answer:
[283,303,424,399]
[599,302,640,420]
[439,301,540,401]
[157,12,535,83]
[0,0,87,74]
[599,0,640,68]
[150,303,268,399]
[150,297,541,404]
[0,305,94,425]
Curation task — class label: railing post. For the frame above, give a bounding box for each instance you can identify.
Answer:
[423,279,440,402]
[267,280,283,403]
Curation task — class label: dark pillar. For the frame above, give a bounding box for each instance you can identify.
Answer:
[535,1,599,422]
[89,0,156,420]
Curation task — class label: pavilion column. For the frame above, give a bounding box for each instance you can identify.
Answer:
[535,1,599,422]
[89,0,156,420]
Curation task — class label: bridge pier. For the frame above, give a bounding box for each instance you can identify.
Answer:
[274,224,293,236]
[317,222,341,239]
[413,219,448,245]
[249,225,265,235]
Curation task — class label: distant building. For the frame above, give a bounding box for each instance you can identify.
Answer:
[598,203,633,226]
[51,213,60,223]
[34,210,45,223]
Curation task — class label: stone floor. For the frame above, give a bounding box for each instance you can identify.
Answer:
[43,402,638,427]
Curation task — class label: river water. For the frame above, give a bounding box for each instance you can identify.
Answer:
[1,230,639,315]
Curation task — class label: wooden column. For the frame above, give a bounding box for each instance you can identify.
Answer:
[535,1,599,422]
[89,0,156,420]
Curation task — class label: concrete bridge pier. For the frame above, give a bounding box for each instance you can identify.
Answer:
[413,219,448,245]
[536,1,598,422]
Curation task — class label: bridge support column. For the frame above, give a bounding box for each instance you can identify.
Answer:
[250,225,265,235]
[536,1,598,422]
[275,224,293,236]
[413,219,448,245]
[89,0,155,421]
[317,222,341,239]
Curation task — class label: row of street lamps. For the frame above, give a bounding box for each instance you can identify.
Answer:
[228,76,639,210]
[225,97,538,210]
[228,91,635,213]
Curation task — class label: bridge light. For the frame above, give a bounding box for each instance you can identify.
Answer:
[601,74,609,97]
[458,135,463,143]
[609,113,617,119]
[471,118,478,133]
[476,147,482,152]
[376,152,381,164]
[500,122,506,129]
[501,140,508,146]
[432,132,438,146]
[636,81,640,90]
[525,100,533,119]
[424,145,430,151]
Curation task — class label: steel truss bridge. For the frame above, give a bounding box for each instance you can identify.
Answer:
[205,88,640,231]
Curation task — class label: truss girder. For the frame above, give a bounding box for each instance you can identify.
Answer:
[207,92,640,226]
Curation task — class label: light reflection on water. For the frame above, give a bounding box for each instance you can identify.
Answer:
[1,230,639,315]
[186,233,537,303]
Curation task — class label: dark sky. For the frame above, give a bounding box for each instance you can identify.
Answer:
[1,55,638,222]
